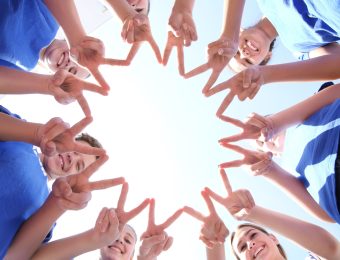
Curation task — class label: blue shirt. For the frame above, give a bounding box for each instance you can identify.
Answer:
[0,0,59,70]
[0,106,52,258]
[282,99,340,223]
[257,0,340,56]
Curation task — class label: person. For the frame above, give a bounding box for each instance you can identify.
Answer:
[162,0,197,76]
[0,104,108,258]
[218,82,340,223]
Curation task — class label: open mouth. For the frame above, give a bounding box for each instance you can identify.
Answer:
[253,246,264,259]
[108,245,123,254]
[246,40,259,52]
[58,154,65,170]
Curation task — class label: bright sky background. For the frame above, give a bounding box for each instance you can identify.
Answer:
[2,0,340,259]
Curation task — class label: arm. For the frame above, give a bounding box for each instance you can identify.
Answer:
[262,44,340,85]
[246,206,340,260]
[268,83,340,135]
[4,195,65,260]
[206,243,226,260]
[104,0,136,22]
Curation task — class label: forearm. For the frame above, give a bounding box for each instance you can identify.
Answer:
[32,230,100,259]
[0,66,51,95]
[263,163,334,222]
[268,83,340,133]
[206,243,226,260]
[0,113,42,145]
[246,206,340,260]
[262,54,340,84]
[220,0,245,42]
[5,195,65,260]
[172,0,195,13]
[44,0,86,46]
[104,0,136,22]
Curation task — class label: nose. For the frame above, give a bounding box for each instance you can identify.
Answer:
[247,241,255,249]
[240,47,250,58]
[116,238,123,244]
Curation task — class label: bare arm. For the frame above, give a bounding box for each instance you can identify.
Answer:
[206,243,226,260]
[172,0,195,13]
[104,0,136,22]
[246,206,340,260]
[221,0,245,43]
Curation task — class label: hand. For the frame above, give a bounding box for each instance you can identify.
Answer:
[219,142,273,176]
[168,10,197,47]
[102,43,141,67]
[36,116,104,157]
[115,182,150,226]
[92,208,120,247]
[185,37,237,94]
[205,66,264,116]
[71,36,113,91]
[49,70,107,117]
[52,155,125,210]
[205,169,255,220]
[121,14,162,63]
[183,191,229,248]
[162,31,185,76]
[139,199,182,258]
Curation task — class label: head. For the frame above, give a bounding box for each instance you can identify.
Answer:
[41,39,90,79]
[126,0,150,15]
[231,224,287,260]
[229,24,276,73]
[100,224,137,260]
[41,133,103,180]
[318,81,334,92]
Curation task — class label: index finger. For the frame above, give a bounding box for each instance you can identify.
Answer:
[202,69,220,95]
[176,41,185,76]
[159,208,183,230]
[147,35,162,63]
[123,198,149,223]
[126,42,141,64]
[219,168,233,195]
[147,198,156,228]
[183,206,205,222]
[68,117,92,137]
[77,94,91,117]
[117,182,128,210]
[83,177,125,192]
[216,91,235,118]
[162,32,175,66]
[81,154,109,178]
[184,63,209,79]
[72,141,106,156]
[89,67,110,91]
[220,142,250,156]
[201,190,217,215]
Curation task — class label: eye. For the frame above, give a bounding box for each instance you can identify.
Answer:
[240,243,246,252]
[125,238,131,244]
[245,58,253,65]
[68,67,77,75]
[76,162,81,172]
[250,232,257,239]
[135,8,144,13]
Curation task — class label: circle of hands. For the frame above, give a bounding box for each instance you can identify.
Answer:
[39,4,287,256]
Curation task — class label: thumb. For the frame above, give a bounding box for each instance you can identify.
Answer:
[52,70,67,86]
[70,46,80,62]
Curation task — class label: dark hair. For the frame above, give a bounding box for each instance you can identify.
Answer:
[230,223,287,259]
[135,0,150,15]
[75,133,103,159]
[259,38,276,65]
[318,81,334,92]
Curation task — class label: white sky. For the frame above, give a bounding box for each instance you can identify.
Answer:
[2,0,340,259]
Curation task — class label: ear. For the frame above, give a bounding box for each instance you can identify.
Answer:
[268,233,280,245]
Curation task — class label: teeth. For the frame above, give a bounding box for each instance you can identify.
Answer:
[247,40,258,51]
[254,246,264,258]
[57,53,65,66]
[59,155,64,170]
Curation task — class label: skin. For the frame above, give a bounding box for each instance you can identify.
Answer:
[232,226,284,260]
[40,140,96,180]
[41,39,90,79]
[100,225,136,260]
[126,0,149,14]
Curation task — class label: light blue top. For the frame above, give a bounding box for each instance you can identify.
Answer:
[282,99,340,223]
[0,0,59,70]
[0,105,52,258]
[257,0,340,57]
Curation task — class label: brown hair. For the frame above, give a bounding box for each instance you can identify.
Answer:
[75,133,103,159]
[230,223,287,259]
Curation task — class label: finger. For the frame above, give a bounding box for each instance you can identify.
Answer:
[184,63,209,79]
[72,141,106,156]
[219,159,244,169]
[249,84,261,100]
[242,69,253,89]
[141,233,166,246]
[76,95,91,117]
[68,117,92,137]
[162,236,173,251]
[205,80,230,97]
[80,40,104,55]
[176,42,185,76]
[201,190,217,214]
[82,177,125,192]
[123,198,149,222]
[52,178,72,197]
[219,142,249,156]
[126,42,141,64]
[200,235,214,249]
[147,35,162,63]
[159,208,183,230]
[56,197,88,210]
[216,91,235,118]
[162,32,174,66]
[147,198,155,228]
[202,70,220,95]
[219,168,233,195]
[204,187,226,206]
[82,81,107,95]
[80,154,109,178]
[238,86,254,101]
[41,121,69,147]
[95,207,108,229]
[182,206,205,222]
[100,209,111,232]
[117,182,128,211]
[217,115,244,128]
[246,190,255,209]
[43,141,57,157]
[125,20,135,43]
[217,222,229,243]
[89,67,110,91]
[61,191,92,206]
[102,58,129,66]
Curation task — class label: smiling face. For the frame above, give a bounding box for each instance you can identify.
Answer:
[41,39,90,79]
[232,226,284,260]
[100,225,137,260]
[41,141,96,180]
[126,0,149,14]
[229,27,273,73]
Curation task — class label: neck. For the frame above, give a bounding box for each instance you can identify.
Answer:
[257,17,278,41]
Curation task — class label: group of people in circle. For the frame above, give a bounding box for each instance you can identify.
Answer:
[1,0,340,259]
